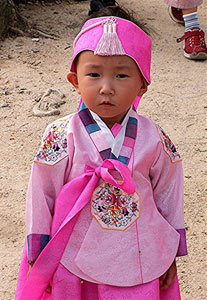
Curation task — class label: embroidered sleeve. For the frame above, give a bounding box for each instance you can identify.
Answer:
[35,118,70,165]
[150,125,187,256]
[157,125,181,163]
[26,117,72,263]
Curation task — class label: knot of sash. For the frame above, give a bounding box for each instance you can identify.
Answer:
[85,159,135,194]
[19,159,135,300]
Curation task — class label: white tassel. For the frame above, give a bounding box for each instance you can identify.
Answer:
[94,17,125,56]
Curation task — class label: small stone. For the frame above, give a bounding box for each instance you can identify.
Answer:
[18,88,27,94]
[0,103,9,108]
[33,61,41,66]
[32,38,40,42]
[33,88,66,117]
[3,90,9,95]
[32,49,40,53]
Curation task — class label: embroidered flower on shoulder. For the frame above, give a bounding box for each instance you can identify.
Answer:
[157,125,181,163]
[35,118,69,164]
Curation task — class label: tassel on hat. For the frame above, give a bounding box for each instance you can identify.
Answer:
[94,17,125,56]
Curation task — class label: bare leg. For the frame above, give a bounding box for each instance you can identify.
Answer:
[182,7,197,15]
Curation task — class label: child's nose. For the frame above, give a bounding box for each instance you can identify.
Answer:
[99,80,114,95]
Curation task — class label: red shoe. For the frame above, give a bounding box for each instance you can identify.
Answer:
[177,28,207,60]
[168,6,184,24]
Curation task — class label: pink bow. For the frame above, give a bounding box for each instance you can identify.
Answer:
[18,159,135,300]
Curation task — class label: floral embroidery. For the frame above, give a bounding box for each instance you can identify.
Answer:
[35,118,69,164]
[157,125,181,162]
[91,182,141,230]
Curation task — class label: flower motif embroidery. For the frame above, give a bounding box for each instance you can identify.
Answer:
[91,182,141,230]
[157,125,181,163]
[35,118,69,164]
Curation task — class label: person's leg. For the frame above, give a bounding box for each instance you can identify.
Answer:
[165,0,207,60]
[182,7,200,32]
[179,7,207,59]
[182,7,197,14]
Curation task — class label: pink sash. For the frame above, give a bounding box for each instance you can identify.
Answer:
[16,159,135,300]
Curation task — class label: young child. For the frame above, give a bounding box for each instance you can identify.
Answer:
[16,7,187,300]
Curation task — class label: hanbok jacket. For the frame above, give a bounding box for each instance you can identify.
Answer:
[25,105,187,288]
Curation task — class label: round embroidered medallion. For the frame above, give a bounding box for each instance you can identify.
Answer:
[91,182,141,230]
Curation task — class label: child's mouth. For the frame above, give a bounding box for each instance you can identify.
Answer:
[100,102,113,106]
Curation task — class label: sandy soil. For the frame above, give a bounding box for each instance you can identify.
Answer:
[0,0,206,299]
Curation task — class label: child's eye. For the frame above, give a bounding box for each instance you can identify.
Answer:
[87,73,100,77]
[116,74,129,78]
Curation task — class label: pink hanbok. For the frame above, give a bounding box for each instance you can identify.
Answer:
[16,105,187,300]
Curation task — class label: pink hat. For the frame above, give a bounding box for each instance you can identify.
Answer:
[70,16,152,109]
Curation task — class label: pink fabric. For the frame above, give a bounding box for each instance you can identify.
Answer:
[98,276,181,300]
[164,0,202,9]
[82,281,99,300]
[111,122,122,137]
[123,136,136,147]
[15,241,51,300]
[16,254,181,300]
[51,263,181,300]
[27,234,41,262]
[21,111,186,287]
[16,111,187,297]
[52,263,99,299]
[133,96,141,110]
[16,159,135,299]
[176,228,188,256]
[52,264,81,299]
[62,116,181,286]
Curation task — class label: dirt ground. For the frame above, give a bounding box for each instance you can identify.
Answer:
[0,0,206,299]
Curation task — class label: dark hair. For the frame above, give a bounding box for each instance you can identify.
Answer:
[84,5,149,35]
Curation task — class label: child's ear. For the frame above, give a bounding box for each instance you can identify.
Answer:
[137,79,148,97]
[67,72,80,94]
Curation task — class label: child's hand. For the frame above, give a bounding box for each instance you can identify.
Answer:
[159,259,177,290]
[46,283,52,294]
[27,262,34,278]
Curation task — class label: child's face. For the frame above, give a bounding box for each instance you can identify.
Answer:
[68,51,147,128]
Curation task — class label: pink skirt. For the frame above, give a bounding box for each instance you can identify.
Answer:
[48,263,181,300]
